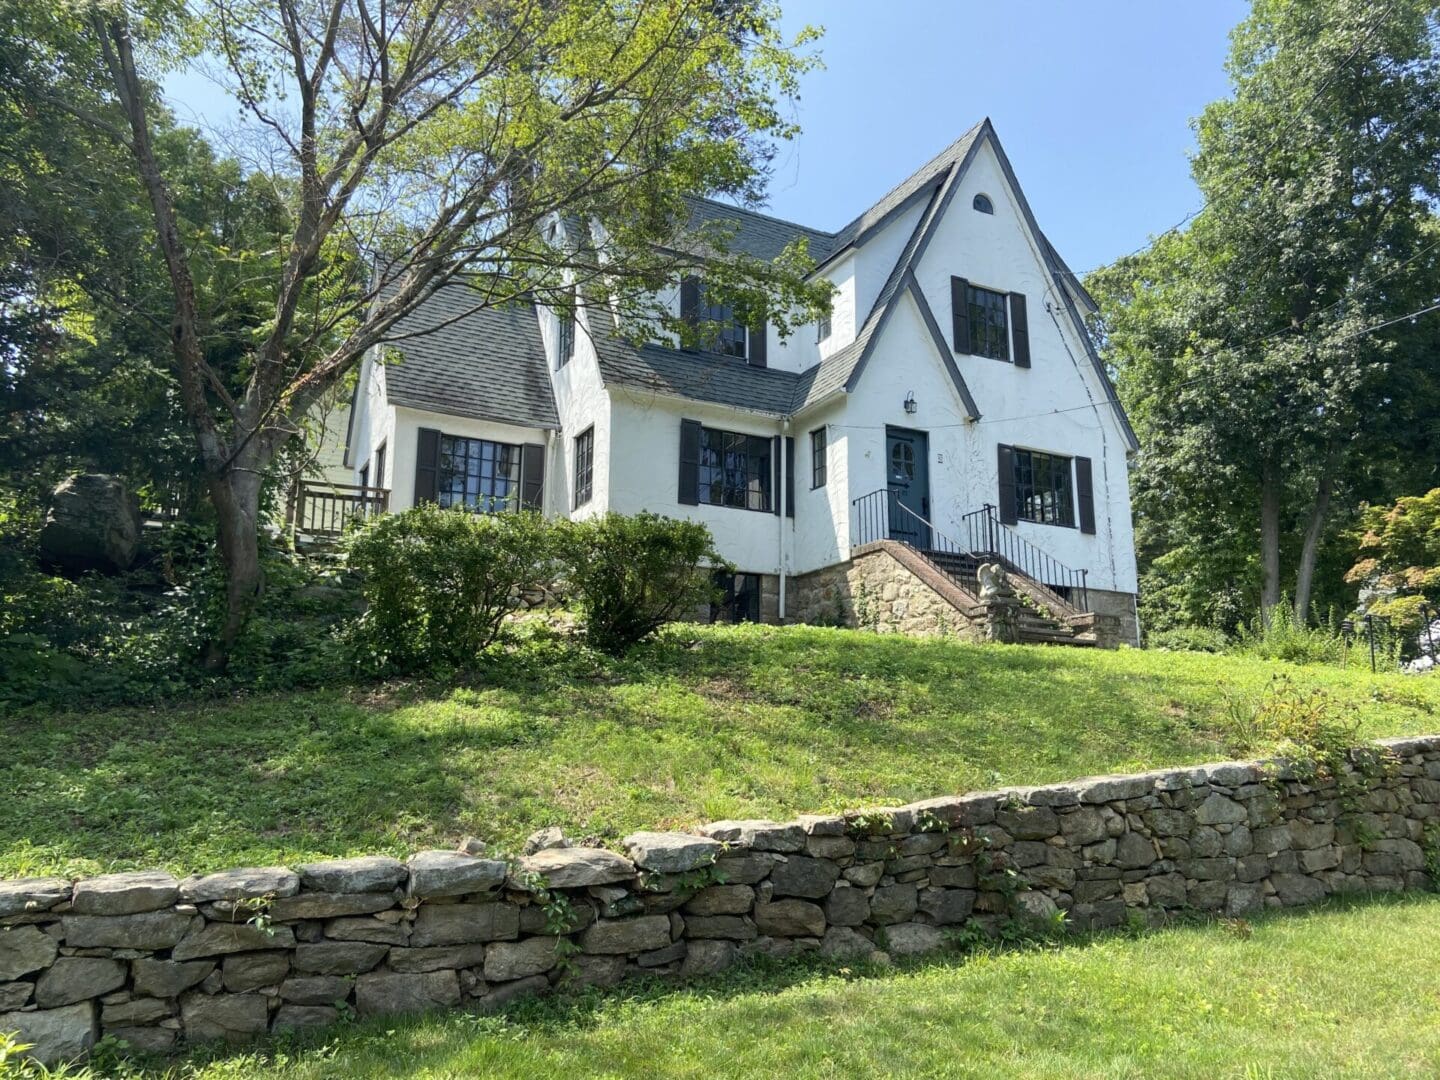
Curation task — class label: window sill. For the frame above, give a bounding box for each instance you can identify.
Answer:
[692,502,775,515]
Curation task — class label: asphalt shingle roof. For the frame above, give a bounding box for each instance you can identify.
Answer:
[827,122,984,255]
[592,330,801,417]
[682,197,836,263]
[381,285,559,430]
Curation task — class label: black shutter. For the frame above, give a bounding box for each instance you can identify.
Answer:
[680,276,700,349]
[951,276,971,354]
[1075,456,1096,534]
[748,320,767,368]
[1010,293,1031,368]
[414,428,441,506]
[785,436,795,518]
[520,443,545,511]
[771,435,781,516]
[997,444,1017,525]
[678,419,702,505]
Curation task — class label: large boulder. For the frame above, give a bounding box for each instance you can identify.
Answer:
[39,474,141,573]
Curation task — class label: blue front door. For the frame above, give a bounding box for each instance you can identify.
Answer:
[885,426,930,548]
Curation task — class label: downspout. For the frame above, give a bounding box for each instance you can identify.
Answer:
[544,429,556,517]
[779,416,790,622]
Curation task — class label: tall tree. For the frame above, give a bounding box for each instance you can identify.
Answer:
[22,0,828,668]
[1090,0,1440,632]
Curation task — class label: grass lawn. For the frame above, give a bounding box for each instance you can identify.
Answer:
[3,624,1437,878]
[108,894,1440,1078]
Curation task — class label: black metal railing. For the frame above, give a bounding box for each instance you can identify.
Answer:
[959,503,1089,612]
[852,489,982,597]
[286,481,389,538]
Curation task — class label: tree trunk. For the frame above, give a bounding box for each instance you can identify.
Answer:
[203,466,267,672]
[1259,459,1282,625]
[1293,467,1335,624]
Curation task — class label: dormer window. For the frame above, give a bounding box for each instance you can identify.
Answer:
[701,290,748,358]
[555,288,576,369]
[972,193,994,215]
[679,276,767,367]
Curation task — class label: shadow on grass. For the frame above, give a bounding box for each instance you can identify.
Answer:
[135,890,1439,1079]
[3,624,1434,876]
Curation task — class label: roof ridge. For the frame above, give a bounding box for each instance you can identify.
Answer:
[830,119,987,241]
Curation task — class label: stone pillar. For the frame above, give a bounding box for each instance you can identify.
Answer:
[981,594,1023,643]
[977,563,1022,644]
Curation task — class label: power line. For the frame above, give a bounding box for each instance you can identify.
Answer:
[971,298,1440,429]
[826,295,1440,435]
[1057,0,1401,282]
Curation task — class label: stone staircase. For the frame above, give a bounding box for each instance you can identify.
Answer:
[921,549,1095,647]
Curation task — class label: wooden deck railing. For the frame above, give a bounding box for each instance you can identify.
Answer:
[286,482,389,538]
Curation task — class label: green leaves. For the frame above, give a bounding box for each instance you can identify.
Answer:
[1089,0,1440,632]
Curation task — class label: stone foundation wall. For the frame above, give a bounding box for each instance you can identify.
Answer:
[789,545,982,639]
[5,735,1439,1065]
[1085,587,1140,647]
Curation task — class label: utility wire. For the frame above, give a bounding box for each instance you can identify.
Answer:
[824,296,1440,434]
[1055,0,1401,282]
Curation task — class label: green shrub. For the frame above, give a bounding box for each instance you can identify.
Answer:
[1223,675,1361,776]
[557,512,728,655]
[345,505,556,675]
[0,516,360,707]
[1232,602,1353,667]
[1146,625,1230,653]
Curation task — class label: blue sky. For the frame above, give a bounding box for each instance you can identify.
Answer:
[164,0,1250,274]
[766,0,1250,272]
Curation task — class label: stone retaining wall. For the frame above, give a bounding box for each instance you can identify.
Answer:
[789,543,984,639]
[4,735,1439,1065]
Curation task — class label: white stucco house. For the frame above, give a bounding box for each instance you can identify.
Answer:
[338,120,1141,644]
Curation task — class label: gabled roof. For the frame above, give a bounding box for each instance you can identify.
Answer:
[790,119,1137,450]
[823,121,985,263]
[380,284,559,430]
[792,138,983,419]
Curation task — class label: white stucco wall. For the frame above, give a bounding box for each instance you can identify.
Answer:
[864,138,1137,594]
[790,401,849,575]
[853,200,925,326]
[817,256,857,359]
[386,406,552,513]
[541,300,612,518]
[607,389,790,575]
[348,350,395,490]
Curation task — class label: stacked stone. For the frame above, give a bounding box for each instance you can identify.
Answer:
[3,734,1438,1065]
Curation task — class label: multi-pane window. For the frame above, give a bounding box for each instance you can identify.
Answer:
[1012,448,1074,527]
[810,427,827,488]
[556,286,577,369]
[712,570,762,623]
[817,313,831,343]
[700,288,748,358]
[556,308,575,368]
[967,284,1010,362]
[438,435,521,513]
[698,426,772,512]
[574,426,594,508]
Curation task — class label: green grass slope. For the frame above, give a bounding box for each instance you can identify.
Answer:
[4,625,1436,878]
